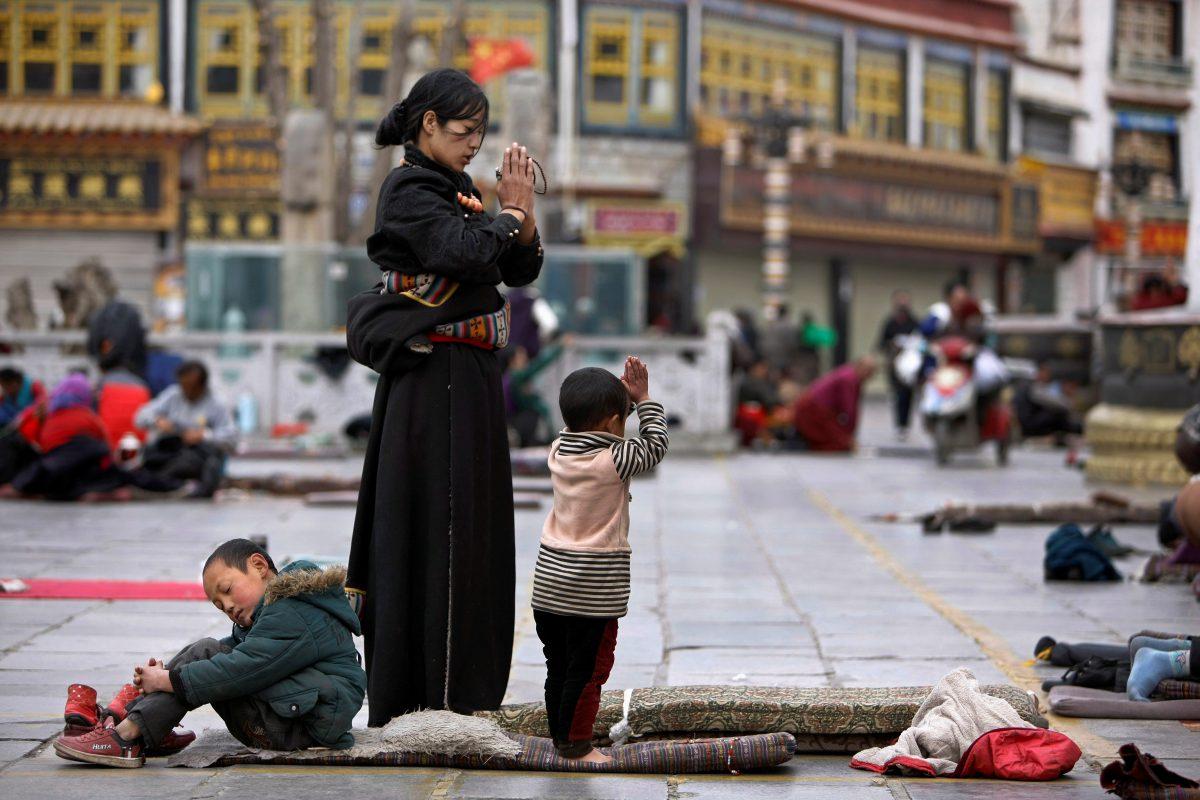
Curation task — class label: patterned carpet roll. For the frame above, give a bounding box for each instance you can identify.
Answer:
[169,730,797,774]
[476,684,1044,745]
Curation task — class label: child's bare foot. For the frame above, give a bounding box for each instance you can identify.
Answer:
[572,748,613,765]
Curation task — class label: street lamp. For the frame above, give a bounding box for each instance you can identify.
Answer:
[721,80,832,318]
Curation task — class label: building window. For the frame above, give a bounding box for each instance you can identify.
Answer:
[1114,128,1178,203]
[983,68,1008,161]
[0,12,10,95]
[854,45,904,142]
[23,60,54,92]
[638,12,678,127]
[359,67,384,96]
[584,7,634,126]
[71,62,101,93]
[1023,109,1072,156]
[207,65,239,95]
[699,17,838,128]
[1116,0,1178,61]
[117,4,158,98]
[923,58,968,152]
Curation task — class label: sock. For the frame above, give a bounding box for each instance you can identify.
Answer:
[1128,648,1191,701]
[1129,636,1191,661]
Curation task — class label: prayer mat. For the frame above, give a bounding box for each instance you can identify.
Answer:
[0,578,206,601]
[224,474,360,496]
[902,499,1160,527]
[476,685,1044,747]
[167,728,796,774]
[1049,686,1200,719]
[1157,680,1200,701]
[511,447,551,477]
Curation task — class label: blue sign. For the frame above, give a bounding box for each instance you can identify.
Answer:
[1116,111,1178,134]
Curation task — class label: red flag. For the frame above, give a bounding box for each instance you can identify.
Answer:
[470,38,536,85]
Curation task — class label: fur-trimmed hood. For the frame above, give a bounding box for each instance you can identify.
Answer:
[264,564,348,605]
[255,561,360,637]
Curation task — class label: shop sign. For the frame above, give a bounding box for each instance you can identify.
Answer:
[1016,156,1097,239]
[1095,219,1187,256]
[584,201,688,256]
[1115,111,1178,134]
[728,169,1000,234]
[204,123,280,194]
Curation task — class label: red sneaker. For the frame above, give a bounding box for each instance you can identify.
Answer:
[145,728,196,757]
[104,683,141,722]
[54,724,144,768]
[63,684,100,735]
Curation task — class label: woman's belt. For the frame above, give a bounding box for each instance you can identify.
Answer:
[381,270,510,350]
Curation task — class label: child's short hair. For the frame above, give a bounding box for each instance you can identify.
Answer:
[204,538,277,574]
[559,367,630,432]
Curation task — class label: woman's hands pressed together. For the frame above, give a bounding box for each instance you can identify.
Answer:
[498,142,538,245]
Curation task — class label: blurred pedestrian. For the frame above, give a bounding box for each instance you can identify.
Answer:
[135,360,235,499]
[878,291,918,440]
[759,304,800,375]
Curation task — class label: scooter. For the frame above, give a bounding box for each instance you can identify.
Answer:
[920,336,1013,466]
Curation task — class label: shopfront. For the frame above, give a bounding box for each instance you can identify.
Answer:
[694,141,1040,362]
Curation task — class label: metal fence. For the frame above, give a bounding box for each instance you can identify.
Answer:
[0,330,733,446]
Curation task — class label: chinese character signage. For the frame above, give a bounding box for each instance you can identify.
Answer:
[584,201,689,257]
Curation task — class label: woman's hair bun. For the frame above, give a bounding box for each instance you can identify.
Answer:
[375,101,408,147]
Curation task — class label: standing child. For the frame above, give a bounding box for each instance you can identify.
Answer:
[531,356,668,763]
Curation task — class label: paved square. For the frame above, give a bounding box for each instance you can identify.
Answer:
[2,403,1196,798]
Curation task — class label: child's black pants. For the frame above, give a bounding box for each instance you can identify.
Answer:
[533,610,618,757]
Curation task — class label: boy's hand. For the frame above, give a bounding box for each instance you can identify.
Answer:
[621,356,649,404]
[182,428,206,446]
[134,663,173,695]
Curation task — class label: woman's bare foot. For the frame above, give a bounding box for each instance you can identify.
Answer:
[572,748,613,765]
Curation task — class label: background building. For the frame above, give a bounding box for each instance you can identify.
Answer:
[1,0,1196,353]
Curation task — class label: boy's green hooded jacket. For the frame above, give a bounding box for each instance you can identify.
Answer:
[170,561,366,749]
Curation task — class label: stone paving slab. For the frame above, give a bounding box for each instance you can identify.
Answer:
[2,401,1196,797]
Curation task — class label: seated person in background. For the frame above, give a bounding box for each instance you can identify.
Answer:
[135,360,236,499]
[0,366,45,427]
[792,356,878,452]
[54,538,366,767]
[97,366,151,451]
[3,373,182,502]
[734,360,786,447]
[1129,261,1188,312]
[1014,362,1082,442]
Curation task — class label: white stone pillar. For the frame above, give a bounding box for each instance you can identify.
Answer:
[907,37,924,148]
[169,0,186,114]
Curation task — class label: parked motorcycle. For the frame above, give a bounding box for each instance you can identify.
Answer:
[920,336,1013,466]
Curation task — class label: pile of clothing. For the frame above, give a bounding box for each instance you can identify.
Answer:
[850,668,1080,780]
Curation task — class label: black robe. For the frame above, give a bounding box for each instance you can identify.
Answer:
[347,146,542,724]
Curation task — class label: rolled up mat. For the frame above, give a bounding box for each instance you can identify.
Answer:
[1157,680,1200,700]
[476,684,1045,747]
[1049,685,1200,719]
[168,729,797,773]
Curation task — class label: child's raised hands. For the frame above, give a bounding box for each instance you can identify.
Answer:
[621,356,649,404]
